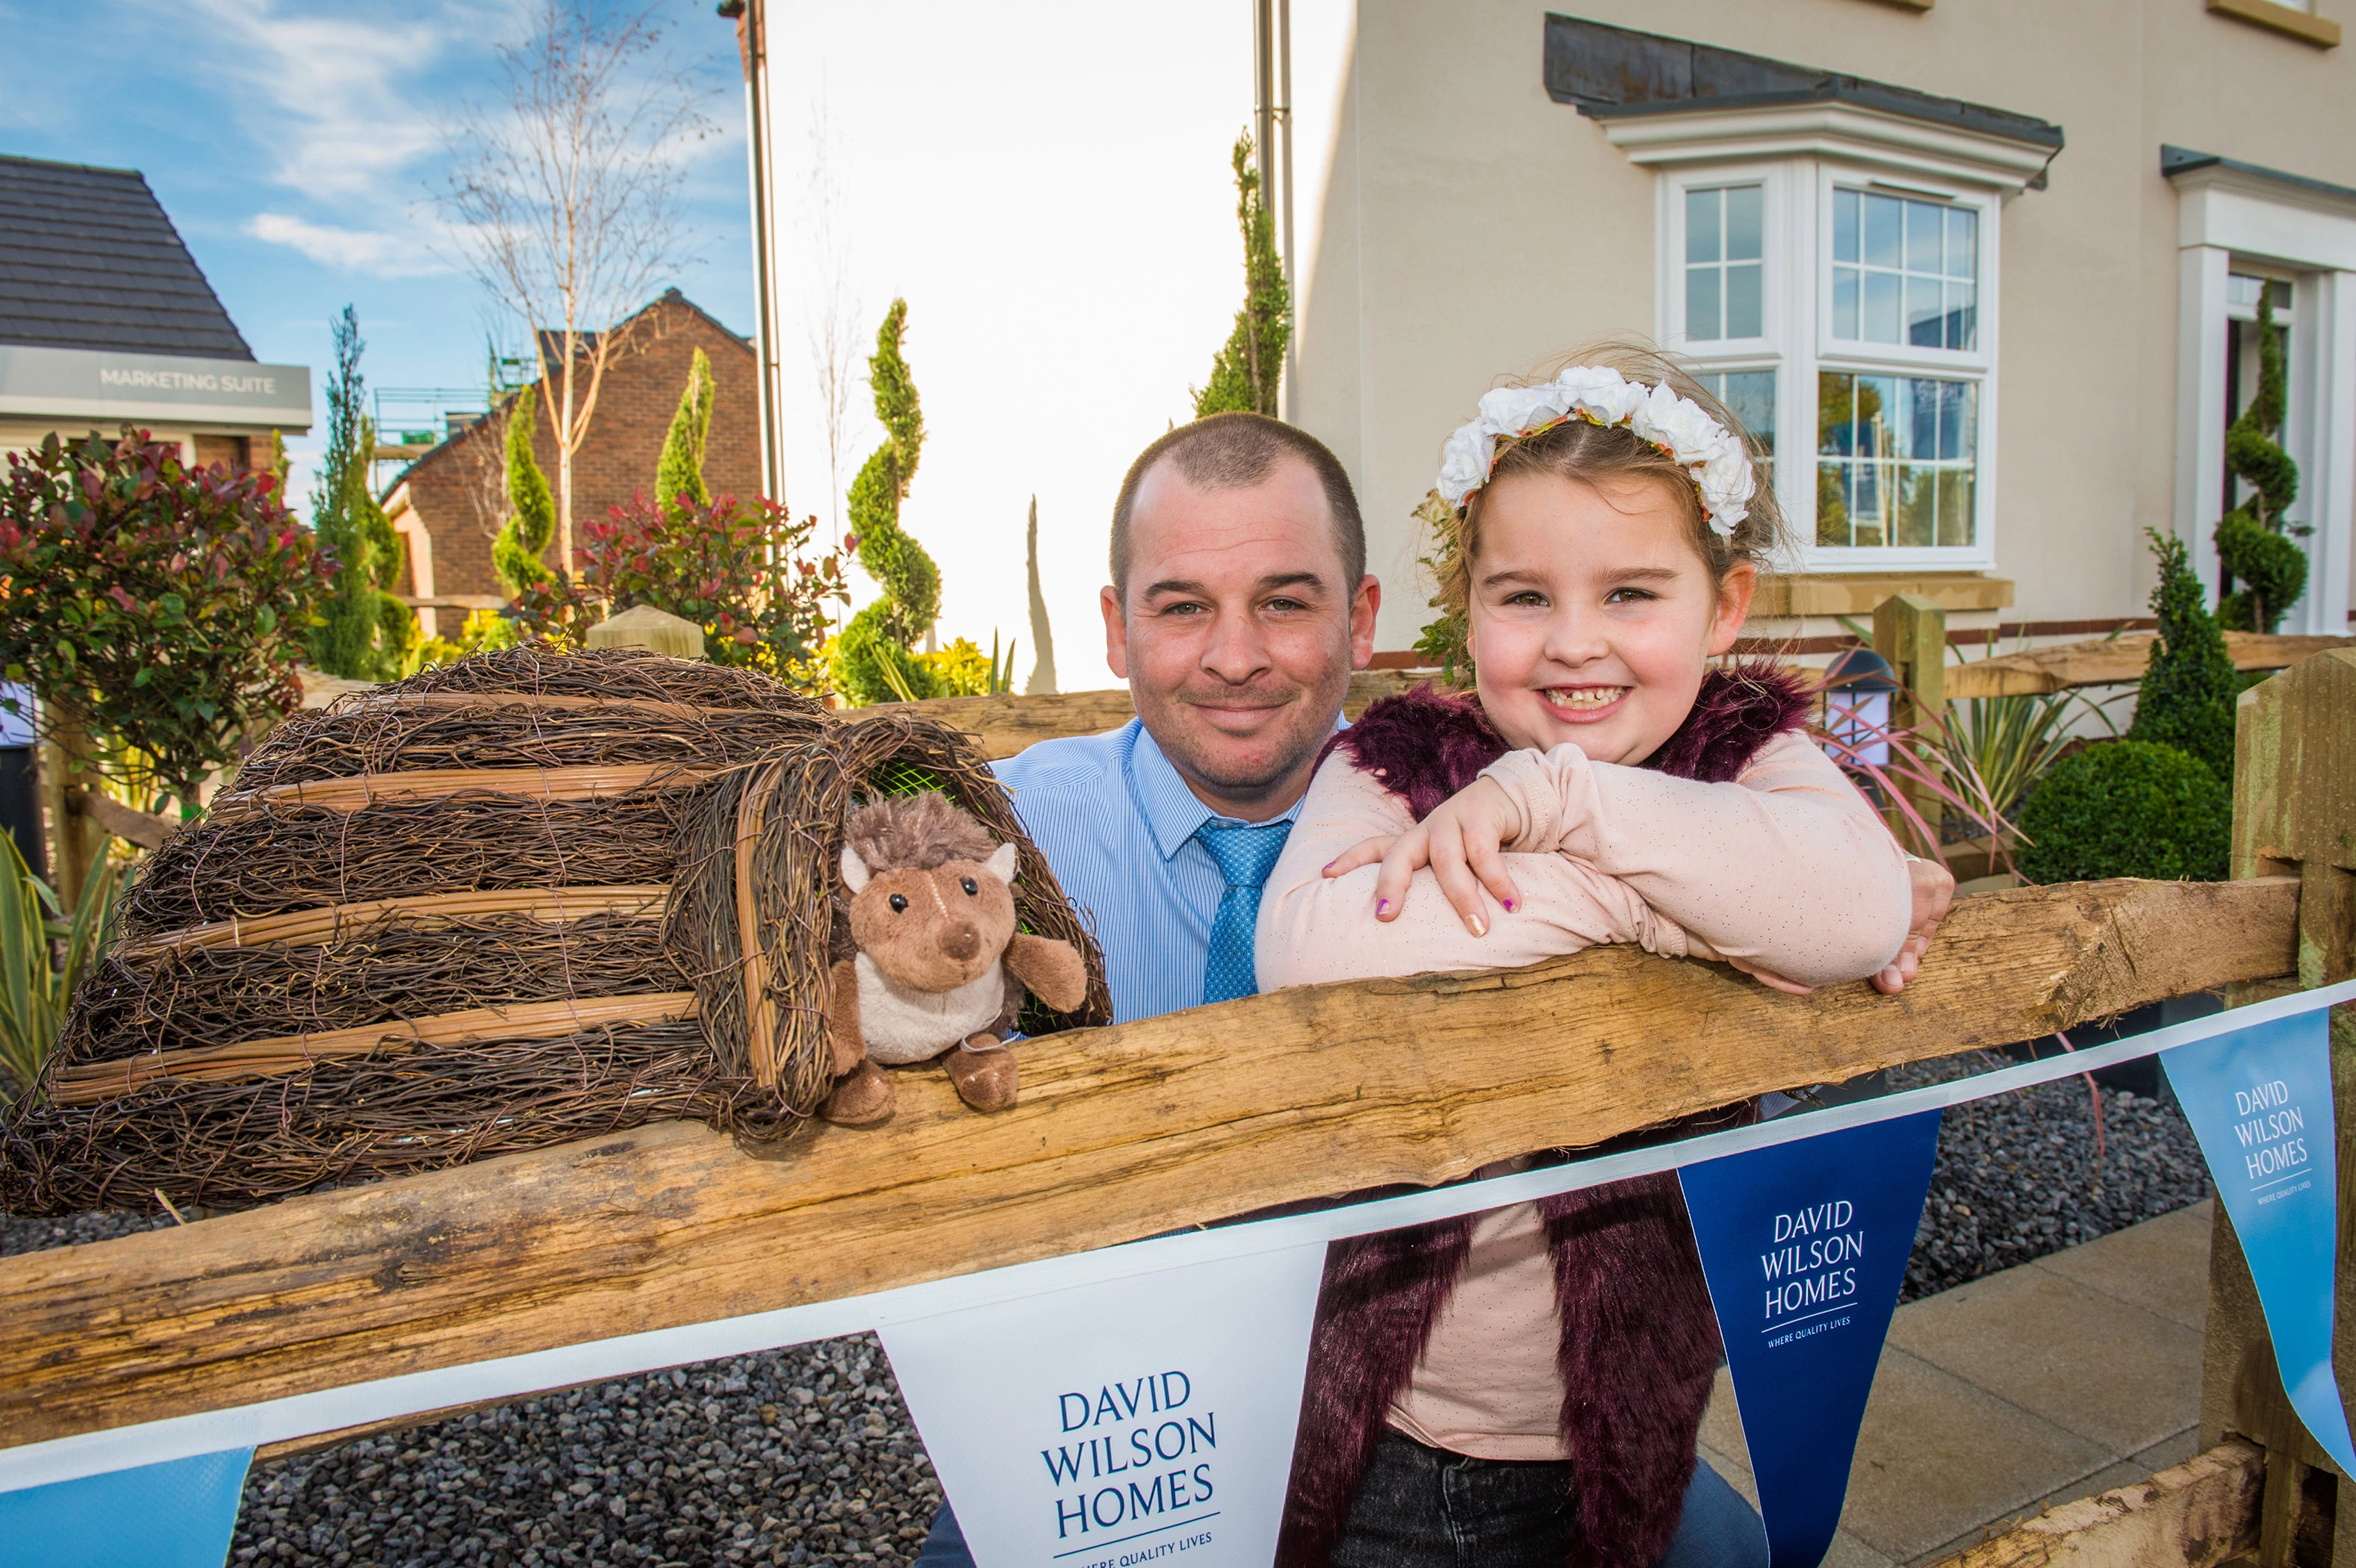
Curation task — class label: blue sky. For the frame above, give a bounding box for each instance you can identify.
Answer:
[0,0,756,500]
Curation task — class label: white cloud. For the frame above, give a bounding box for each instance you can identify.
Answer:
[246,212,455,278]
[161,0,459,202]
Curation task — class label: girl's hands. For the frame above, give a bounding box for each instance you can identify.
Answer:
[1872,856,1955,995]
[1321,775,1525,936]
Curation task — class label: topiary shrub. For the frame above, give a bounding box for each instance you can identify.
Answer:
[2215,287,2307,632]
[2128,528,2239,781]
[2015,740,2230,884]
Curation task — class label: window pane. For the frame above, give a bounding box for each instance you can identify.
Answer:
[1816,371,1974,551]
[1687,265,1721,340]
[1906,275,1945,349]
[1864,193,1903,269]
[1725,262,1763,338]
[1833,267,1859,340]
[1905,201,1942,273]
[1725,185,1763,261]
[1936,468,1976,547]
[1945,280,1976,351]
[1817,464,1850,547]
[1686,188,1720,265]
[1945,207,1977,282]
[1834,189,1859,264]
[1896,463,1936,547]
[1718,370,1776,461]
[1864,270,1900,342]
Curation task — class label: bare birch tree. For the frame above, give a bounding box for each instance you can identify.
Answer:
[801,88,861,539]
[435,1,713,577]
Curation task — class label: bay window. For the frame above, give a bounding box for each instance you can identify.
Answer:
[1653,158,2005,573]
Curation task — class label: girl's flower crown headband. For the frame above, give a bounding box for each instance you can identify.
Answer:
[1435,364,1756,537]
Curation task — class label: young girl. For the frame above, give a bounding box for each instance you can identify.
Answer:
[1256,346,1933,1568]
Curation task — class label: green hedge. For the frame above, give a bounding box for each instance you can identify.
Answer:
[2015,740,2230,884]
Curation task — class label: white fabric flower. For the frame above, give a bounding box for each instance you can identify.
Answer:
[1475,382,1573,440]
[1430,362,1758,535]
[1437,424,1498,506]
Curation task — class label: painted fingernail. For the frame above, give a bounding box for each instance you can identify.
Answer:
[1502,899,1516,912]
[1322,860,1336,872]
[1468,915,1487,937]
[1376,899,1390,915]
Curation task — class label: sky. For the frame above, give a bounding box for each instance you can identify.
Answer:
[0,0,1295,691]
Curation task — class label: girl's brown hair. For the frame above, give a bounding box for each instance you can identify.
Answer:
[1423,340,1787,657]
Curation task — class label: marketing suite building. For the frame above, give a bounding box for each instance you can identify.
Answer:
[0,153,311,468]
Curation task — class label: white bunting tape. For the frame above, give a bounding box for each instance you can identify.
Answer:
[5,977,2351,1496]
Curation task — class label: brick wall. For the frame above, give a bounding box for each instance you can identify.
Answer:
[394,291,762,600]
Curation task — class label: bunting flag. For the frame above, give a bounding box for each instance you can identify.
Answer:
[1679,1110,1944,1568]
[2162,1008,2356,1475]
[878,1239,1329,1568]
[0,1446,252,1568]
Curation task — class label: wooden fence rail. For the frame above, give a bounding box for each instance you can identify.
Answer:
[0,874,2298,1451]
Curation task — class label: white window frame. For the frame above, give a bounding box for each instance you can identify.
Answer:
[1809,164,2000,572]
[1606,102,2044,576]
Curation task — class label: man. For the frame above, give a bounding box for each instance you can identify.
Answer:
[913,412,1948,1566]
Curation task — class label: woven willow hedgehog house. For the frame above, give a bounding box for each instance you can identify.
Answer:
[0,644,1108,1214]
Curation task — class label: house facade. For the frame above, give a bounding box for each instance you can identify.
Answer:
[0,154,309,470]
[382,290,762,636]
[1286,2,2356,652]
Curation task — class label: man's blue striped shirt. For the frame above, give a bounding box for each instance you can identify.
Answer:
[991,717,1303,1024]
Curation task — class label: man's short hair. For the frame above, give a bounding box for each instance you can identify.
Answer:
[1108,412,1365,600]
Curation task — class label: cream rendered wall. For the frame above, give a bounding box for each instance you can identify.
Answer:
[1291,0,2356,650]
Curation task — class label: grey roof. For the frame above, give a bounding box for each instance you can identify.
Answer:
[0,154,255,360]
[2161,145,2356,207]
[1545,14,2064,155]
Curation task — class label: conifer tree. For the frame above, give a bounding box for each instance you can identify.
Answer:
[1193,131,1290,418]
[493,385,559,595]
[2129,528,2240,780]
[656,346,715,515]
[309,306,416,679]
[2215,290,2307,632]
[836,300,940,704]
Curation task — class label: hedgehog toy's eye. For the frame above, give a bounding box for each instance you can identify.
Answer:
[889,894,908,913]
[960,877,977,896]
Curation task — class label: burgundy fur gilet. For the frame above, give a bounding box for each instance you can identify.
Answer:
[1275,666,1812,1568]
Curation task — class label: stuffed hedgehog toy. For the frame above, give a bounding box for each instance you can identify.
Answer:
[823,791,1089,1124]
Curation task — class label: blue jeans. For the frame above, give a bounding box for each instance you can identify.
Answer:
[912,1432,1768,1567]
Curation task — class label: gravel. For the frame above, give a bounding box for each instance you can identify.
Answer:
[231,1339,941,1568]
[1891,1051,2212,1302]
[5,1053,2210,1565]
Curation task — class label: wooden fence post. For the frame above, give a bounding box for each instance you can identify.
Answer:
[2203,649,2355,1568]
[1874,592,1949,841]
[33,718,105,909]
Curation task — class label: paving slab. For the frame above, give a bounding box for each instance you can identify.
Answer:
[1836,1347,2114,1561]
[1884,1263,2204,1455]
[1693,1204,2210,1565]
[2030,1198,2213,1332]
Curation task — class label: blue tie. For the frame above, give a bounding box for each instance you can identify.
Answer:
[1196,821,1293,1005]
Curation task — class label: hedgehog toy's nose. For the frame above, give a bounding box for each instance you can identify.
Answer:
[941,921,981,962]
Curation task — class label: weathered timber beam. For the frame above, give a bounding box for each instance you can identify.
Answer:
[0,875,2297,1449]
[1921,1440,2262,1568]
[1945,632,2352,700]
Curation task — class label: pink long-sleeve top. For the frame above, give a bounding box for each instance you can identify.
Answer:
[1254,729,1912,1459]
